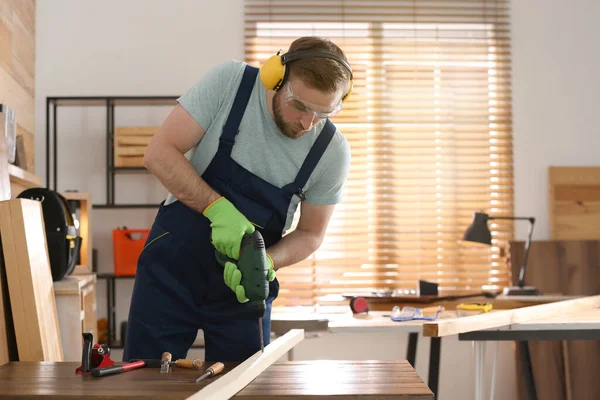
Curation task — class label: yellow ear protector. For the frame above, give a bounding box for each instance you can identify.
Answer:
[259,49,354,102]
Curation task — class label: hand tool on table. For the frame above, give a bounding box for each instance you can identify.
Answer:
[75,332,114,374]
[161,351,172,373]
[456,302,493,317]
[91,360,147,377]
[130,358,204,369]
[215,230,270,353]
[390,305,444,322]
[349,296,369,314]
[195,362,225,383]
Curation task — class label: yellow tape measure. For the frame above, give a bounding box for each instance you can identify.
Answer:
[457,302,493,313]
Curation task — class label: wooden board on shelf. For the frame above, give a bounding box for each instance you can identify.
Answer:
[549,166,600,240]
[0,198,63,361]
[114,126,156,168]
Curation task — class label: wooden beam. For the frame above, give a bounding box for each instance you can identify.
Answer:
[186,329,305,400]
[423,295,600,337]
[0,199,64,361]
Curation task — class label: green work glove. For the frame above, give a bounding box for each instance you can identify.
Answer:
[223,253,276,303]
[203,197,255,260]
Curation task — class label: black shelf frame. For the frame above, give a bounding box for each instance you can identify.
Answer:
[45,96,179,209]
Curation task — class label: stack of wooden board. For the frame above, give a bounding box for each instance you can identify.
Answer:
[0,199,63,362]
[114,126,156,167]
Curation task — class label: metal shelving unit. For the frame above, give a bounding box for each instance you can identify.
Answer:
[45,96,178,208]
[46,96,193,349]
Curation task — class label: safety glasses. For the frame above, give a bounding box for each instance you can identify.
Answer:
[282,82,343,119]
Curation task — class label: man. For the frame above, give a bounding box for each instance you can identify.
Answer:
[123,36,352,362]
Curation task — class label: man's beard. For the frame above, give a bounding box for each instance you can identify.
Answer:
[273,90,305,139]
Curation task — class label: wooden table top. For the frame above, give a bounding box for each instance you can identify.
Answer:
[341,292,580,311]
[0,360,433,399]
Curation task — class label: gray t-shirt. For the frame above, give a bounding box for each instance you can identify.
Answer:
[165,60,351,232]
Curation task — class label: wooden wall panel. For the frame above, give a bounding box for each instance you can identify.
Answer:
[0,0,35,172]
[549,167,600,240]
[509,240,600,400]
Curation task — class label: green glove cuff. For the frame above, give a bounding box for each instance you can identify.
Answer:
[266,253,276,282]
[202,196,231,219]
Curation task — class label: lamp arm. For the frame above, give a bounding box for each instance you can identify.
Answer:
[518,217,536,287]
[488,216,533,221]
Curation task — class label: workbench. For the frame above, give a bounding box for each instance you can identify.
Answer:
[458,306,600,400]
[271,294,582,400]
[0,360,433,399]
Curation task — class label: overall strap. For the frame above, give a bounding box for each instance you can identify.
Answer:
[219,65,259,153]
[293,119,337,198]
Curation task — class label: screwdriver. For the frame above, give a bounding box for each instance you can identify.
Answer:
[195,362,225,383]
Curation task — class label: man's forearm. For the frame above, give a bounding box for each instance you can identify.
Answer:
[144,144,220,213]
[267,229,324,271]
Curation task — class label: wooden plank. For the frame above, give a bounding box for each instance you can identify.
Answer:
[0,108,11,200]
[423,295,600,337]
[114,155,145,168]
[116,136,153,146]
[0,66,34,134]
[0,19,11,75]
[0,120,11,364]
[187,329,305,400]
[0,199,64,361]
[116,146,147,157]
[549,166,600,240]
[10,13,34,96]
[115,126,157,136]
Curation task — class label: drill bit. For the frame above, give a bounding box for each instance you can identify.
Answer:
[259,318,264,353]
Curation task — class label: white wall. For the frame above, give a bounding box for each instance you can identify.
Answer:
[512,0,600,240]
[34,0,600,399]
[34,0,245,361]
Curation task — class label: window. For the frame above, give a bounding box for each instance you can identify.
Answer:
[244,0,513,311]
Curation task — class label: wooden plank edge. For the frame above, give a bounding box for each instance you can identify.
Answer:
[186,329,305,400]
[423,295,600,337]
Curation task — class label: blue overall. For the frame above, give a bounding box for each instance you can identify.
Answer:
[123,65,336,362]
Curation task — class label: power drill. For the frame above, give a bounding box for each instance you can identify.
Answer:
[215,230,269,351]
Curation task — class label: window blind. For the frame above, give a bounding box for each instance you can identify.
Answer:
[244,0,514,311]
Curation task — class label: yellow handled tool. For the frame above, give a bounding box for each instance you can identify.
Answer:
[456,302,493,316]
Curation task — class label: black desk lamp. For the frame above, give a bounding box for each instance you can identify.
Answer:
[462,212,538,296]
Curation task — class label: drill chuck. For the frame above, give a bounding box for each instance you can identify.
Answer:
[251,300,266,319]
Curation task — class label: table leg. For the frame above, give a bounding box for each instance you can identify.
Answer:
[105,277,113,347]
[428,337,441,400]
[518,340,537,400]
[407,332,418,367]
[474,341,486,400]
[111,277,116,345]
[490,341,498,400]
